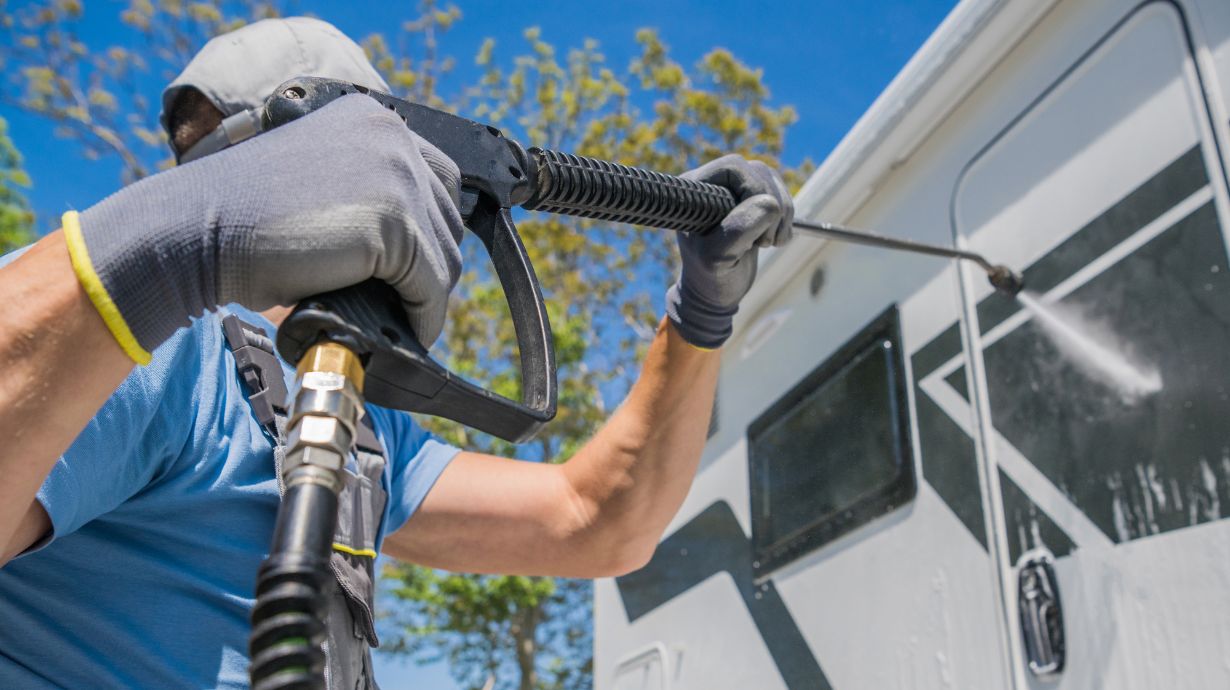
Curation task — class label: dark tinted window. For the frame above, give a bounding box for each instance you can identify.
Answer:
[749,307,916,576]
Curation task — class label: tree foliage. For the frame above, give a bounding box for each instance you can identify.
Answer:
[0,2,812,689]
[381,568,592,690]
[0,116,35,252]
[0,0,277,182]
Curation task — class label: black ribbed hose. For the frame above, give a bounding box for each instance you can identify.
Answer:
[249,475,339,690]
[522,148,737,234]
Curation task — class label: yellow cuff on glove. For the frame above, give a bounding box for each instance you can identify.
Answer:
[62,211,153,366]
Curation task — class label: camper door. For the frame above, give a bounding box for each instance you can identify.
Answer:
[949,2,1230,688]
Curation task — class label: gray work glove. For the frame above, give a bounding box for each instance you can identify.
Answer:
[73,94,464,363]
[665,155,794,349]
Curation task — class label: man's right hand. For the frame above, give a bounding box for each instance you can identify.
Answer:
[70,94,465,364]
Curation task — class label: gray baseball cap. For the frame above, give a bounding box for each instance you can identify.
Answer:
[160,16,391,135]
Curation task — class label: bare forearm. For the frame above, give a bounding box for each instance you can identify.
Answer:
[561,317,720,568]
[389,152,789,578]
[390,317,719,578]
[0,232,132,548]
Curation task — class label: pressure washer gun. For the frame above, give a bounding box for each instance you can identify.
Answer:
[246,76,739,690]
[246,77,1025,690]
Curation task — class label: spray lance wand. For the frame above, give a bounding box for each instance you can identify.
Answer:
[790,219,1024,296]
[242,77,1024,690]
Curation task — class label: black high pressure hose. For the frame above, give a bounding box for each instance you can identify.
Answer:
[249,482,337,689]
[250,344,365,690]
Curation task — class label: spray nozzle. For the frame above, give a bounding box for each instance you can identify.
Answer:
[986,265,1025,297]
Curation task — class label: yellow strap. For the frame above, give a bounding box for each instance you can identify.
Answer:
[62,211,152,366]
[332,542,377,559]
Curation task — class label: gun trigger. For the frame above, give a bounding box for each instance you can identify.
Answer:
[458,188,480,219]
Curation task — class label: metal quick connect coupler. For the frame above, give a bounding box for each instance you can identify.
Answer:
[283,343,366,491]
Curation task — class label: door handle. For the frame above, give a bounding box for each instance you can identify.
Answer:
[1017,547,1066,679]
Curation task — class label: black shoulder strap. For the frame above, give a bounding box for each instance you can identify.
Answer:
[222,314,289,434]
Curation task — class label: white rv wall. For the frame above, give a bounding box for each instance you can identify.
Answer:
[595,1,1230,688]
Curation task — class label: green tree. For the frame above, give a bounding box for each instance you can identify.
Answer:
[373,9,811,690]
[0,2,812,689]
[0,116,35,251]
[0,0,277,183]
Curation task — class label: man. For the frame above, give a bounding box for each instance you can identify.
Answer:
[0,17,792,689]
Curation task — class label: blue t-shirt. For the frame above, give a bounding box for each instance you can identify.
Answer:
[0,298,460,689]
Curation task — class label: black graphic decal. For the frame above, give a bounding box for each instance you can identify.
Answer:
[975,146,1208,337]
[912,323,962,379]
[944,367,969,404]
[999,469,1076,562]
[910,145,1216,552]
[983,201,1230,542]
[912,327,986,549]
[914,387,986,548]
[616,501,832,689]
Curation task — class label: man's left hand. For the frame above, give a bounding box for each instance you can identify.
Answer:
[665,155,794,349]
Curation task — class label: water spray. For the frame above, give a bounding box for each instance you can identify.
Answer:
[792,219,1025,297]
[791,220,1165,398]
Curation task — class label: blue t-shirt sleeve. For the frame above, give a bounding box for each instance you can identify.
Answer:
[32,327,200,546]
[370,407,461,538]
[1,244,197,552]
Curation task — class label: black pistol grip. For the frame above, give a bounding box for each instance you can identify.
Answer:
[264,77,556,442]
[275,201,556,443]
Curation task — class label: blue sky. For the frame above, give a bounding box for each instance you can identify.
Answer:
[4,0,957,230]
[2,1,955,687]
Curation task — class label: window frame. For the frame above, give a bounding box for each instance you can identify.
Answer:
[747,305,917,578]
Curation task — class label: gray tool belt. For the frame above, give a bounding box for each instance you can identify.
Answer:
[224,314,388,690]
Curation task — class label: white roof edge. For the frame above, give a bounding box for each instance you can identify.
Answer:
[793,0,1018,222]
[737,0,1061,329]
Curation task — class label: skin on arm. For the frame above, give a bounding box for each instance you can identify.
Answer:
[0,92,468,564]
[383,154,790,579]
[1,90,223,562]
[0,236,717,575]
[0,232,134,562]
[0,95,226,563]
[382,316,719,578]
